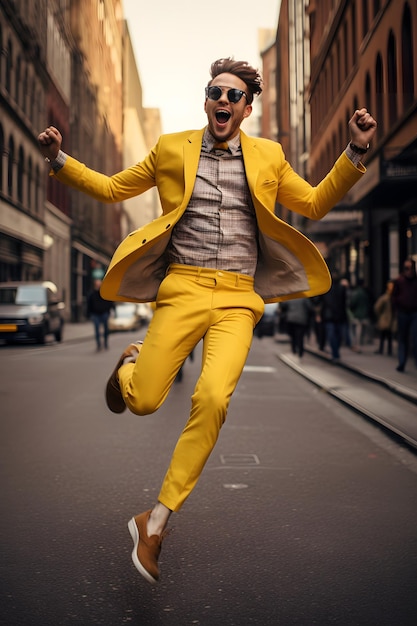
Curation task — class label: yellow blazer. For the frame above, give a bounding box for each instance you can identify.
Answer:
[54,128,365,302]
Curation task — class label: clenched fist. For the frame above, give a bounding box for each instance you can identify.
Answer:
[37,126,62,161]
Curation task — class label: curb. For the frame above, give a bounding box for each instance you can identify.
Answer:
[304,346,417,406]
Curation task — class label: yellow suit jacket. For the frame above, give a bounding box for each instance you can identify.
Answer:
[54,128,365,302]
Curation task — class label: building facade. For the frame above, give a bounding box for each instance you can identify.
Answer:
[121,20,161,238]
[272,0,311,232]
[308,0,417,297]
[0,0,160,321]
[269,0,417,300]
[0,0,52,283]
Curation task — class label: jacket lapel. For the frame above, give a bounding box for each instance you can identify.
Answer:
[181,129,205,210]
[240,131,261,201]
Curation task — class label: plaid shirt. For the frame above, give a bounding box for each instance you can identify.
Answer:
[165,129,258,276]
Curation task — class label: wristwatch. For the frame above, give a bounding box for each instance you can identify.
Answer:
[349,142,370,154]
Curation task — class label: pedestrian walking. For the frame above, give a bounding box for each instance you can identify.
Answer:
[285,298,313,359]
[321,270,349,361]
[349,279,372,351]
[37,57,377,584]
[374,280,395,356]
[340,277,353,349]
[311,295,326,351]
[87,279,114,351]
[391,258,417,372]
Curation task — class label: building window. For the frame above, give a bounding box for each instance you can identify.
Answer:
[7,136,14,198]
[0,24,3,84]
[351,2,357,65]
[35,165,40,215]
[17,146,24,204]
[338,121,343,153]
[375,53,384,137]
[29,77,35,124]
[387,31,398,127]
[22,67,28,115]
[27,157,33,211]
[6,39,12,93]
[15,56,21,105]
[401,3,414,111]
[336,39,341,92]
[362,0,369,39]
[343,21,349,79]
[0,124,4,192]
[365,72,372,113]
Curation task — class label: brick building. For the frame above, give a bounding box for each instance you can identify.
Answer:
[270,0,417,299]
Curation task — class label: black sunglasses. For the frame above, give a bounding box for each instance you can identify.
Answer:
[205,85,248,104]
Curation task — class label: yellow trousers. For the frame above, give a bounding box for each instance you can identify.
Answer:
[118,264,265,512]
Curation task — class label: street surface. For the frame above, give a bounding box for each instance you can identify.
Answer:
[1,331,417,625]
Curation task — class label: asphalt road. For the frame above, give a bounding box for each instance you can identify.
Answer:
[1,331,417,625]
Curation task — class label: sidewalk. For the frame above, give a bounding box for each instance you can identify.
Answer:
[277,334,417,406]
[64,321,95,343]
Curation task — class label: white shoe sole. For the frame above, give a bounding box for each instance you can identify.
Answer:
[127,517,158,584]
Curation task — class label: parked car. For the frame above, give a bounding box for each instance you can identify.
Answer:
[108,302,152,332]
[255,303,278,338]
[136,302,153,326]
[0,281,65,344]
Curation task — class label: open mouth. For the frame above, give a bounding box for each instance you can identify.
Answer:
[215,110,231,124]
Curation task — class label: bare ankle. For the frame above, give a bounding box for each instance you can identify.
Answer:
[147,503,172,536]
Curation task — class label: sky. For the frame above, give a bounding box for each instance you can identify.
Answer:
[122,0,281,133]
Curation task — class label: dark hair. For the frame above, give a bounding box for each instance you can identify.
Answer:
[403,257,416,272]
[208,58,263,104]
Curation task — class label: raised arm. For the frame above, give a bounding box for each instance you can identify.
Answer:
[37,126,62,161]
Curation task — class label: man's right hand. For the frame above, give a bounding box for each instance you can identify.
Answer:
[37,126,62,161]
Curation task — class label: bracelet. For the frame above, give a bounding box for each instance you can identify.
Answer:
[349,142,369,154]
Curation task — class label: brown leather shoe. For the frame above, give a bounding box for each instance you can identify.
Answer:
[105,341,142,413]
[127,510,166,584]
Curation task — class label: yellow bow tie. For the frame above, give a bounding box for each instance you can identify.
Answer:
[212,141,230,153]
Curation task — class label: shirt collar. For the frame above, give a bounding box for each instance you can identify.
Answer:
[203,127,242,155]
